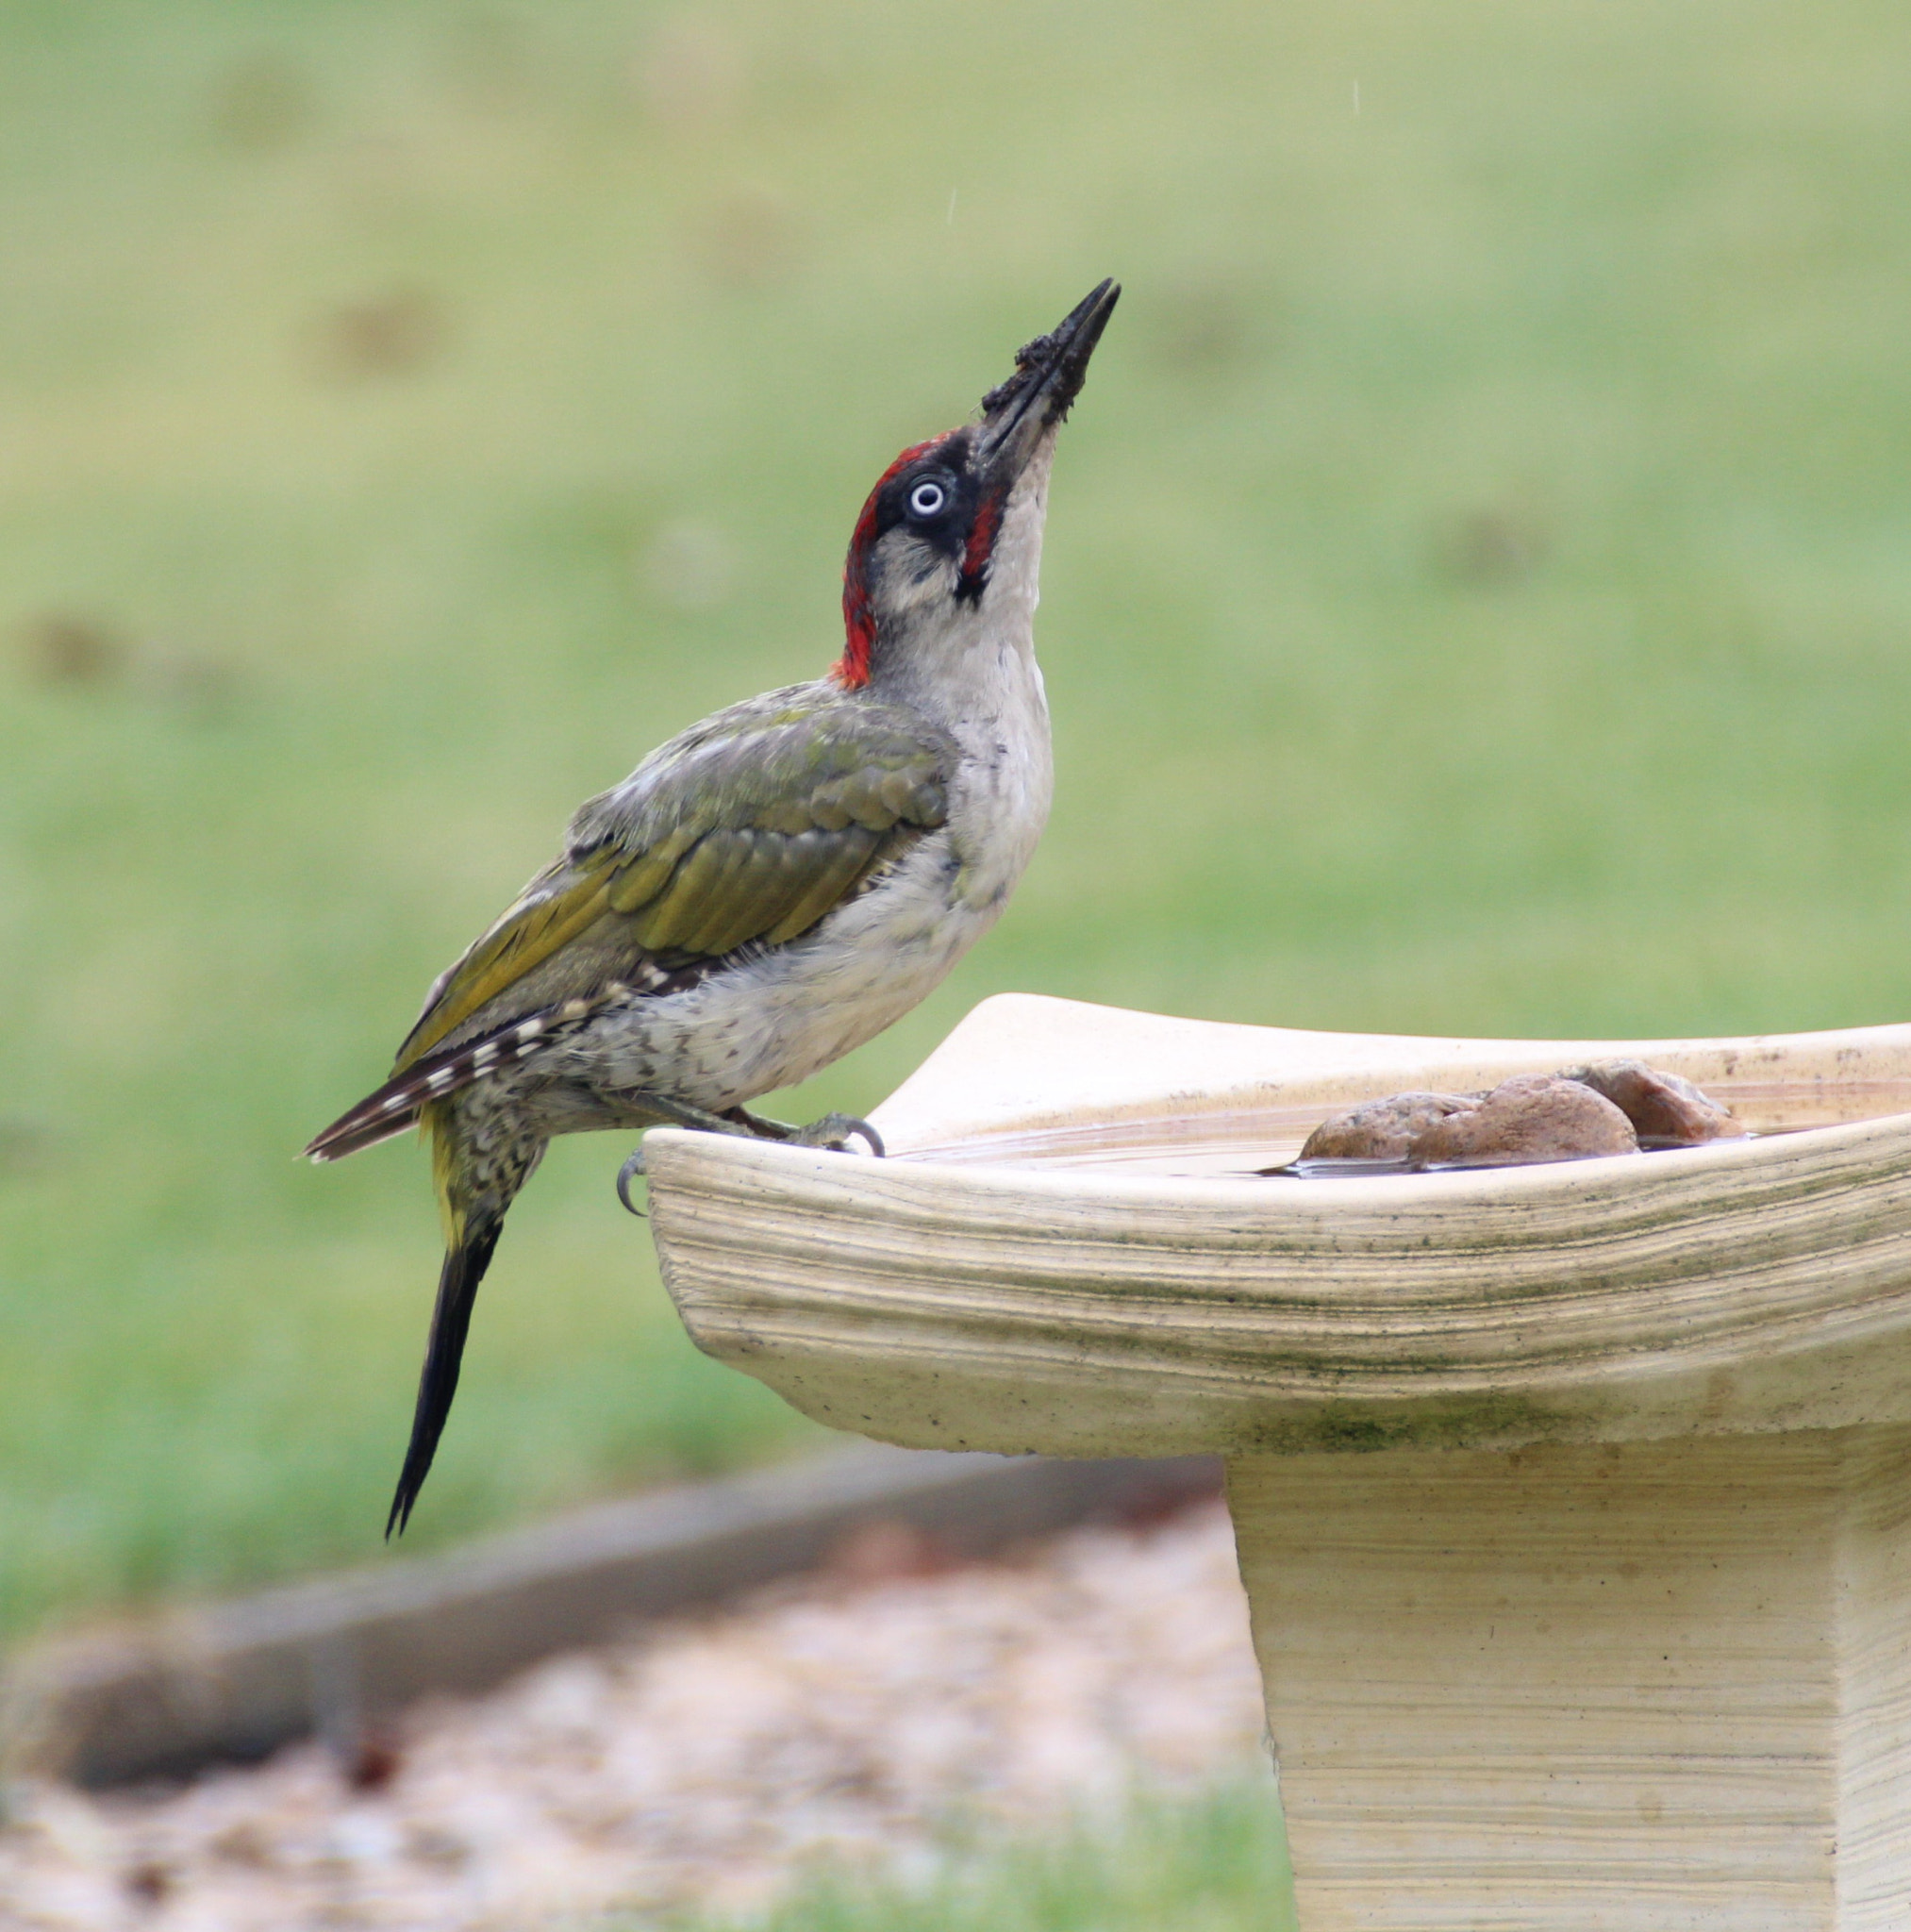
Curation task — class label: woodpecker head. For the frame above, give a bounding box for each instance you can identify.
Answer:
[835,279,1119,691]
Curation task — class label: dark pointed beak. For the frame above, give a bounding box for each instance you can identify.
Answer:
[974,278,1120,475]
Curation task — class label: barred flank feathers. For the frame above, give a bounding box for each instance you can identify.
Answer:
[301,953,727,1167]
[303,995,622,1164]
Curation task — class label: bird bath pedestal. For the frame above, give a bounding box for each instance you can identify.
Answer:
[643,994,1911,1929]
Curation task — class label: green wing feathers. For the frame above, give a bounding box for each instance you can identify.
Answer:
[393,692,952,1072]
[393,860,618,1070]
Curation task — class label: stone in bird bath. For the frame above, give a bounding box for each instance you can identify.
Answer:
[1295,1062,1744,1171]
[1294,1074,1636,1169]
[1558,1056,1747,1146]
[1291,1091,1478,1162]
[1410,1073,1637,1167]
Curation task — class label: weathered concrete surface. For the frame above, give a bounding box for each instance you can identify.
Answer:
[644,995,1911,1927]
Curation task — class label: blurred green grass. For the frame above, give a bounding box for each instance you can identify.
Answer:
[4,0,1911,1637]
[666,1781,1291,1932]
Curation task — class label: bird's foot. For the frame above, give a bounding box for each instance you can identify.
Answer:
[614,1092,754,1212]
[783,1111,886,1158]
[615,1154,648,1214]
[719,1105,884,1157]
[614,1096,882,1215]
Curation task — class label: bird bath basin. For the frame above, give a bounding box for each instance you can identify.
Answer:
[644,993,1911,1929]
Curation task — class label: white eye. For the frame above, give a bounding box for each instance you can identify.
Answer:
[906,479,948,519]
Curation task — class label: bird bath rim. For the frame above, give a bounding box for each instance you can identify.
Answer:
[861,991,1911,1164]
[641,996,1911,1462]
[640,996,1911,1929]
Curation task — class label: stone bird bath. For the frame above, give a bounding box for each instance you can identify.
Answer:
[642,993,1911,1929]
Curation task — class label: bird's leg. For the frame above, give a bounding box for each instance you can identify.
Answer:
[629,1091,760,1138]
[614,1092,883,1215]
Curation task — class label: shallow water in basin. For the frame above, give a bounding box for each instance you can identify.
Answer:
[893,1079,1911,1180]
[1270,1134,1770,1181]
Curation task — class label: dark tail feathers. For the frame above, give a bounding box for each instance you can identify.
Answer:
[386,1217,504,1539]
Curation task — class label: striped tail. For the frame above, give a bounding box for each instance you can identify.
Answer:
[304,1007,583,1164]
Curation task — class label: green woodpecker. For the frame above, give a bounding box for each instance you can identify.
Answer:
[308,280,1119,1534]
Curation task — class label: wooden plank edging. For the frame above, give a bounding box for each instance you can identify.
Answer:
[0,1446,1220,1789]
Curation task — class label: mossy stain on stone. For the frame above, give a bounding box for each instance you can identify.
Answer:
[1245,1391,1575,1456]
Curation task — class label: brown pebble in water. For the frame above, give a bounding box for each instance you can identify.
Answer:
[1298,1091,1479,1163]
[1556,1059,1745,1145]
[1410,1074,1637,1169]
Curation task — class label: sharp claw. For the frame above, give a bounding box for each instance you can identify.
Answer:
[615,1146,648,1217]
[792,1113,885,1158]
[617,1109,879,1207]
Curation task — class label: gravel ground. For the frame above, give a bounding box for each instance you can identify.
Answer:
[0,1501,1268,1930]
